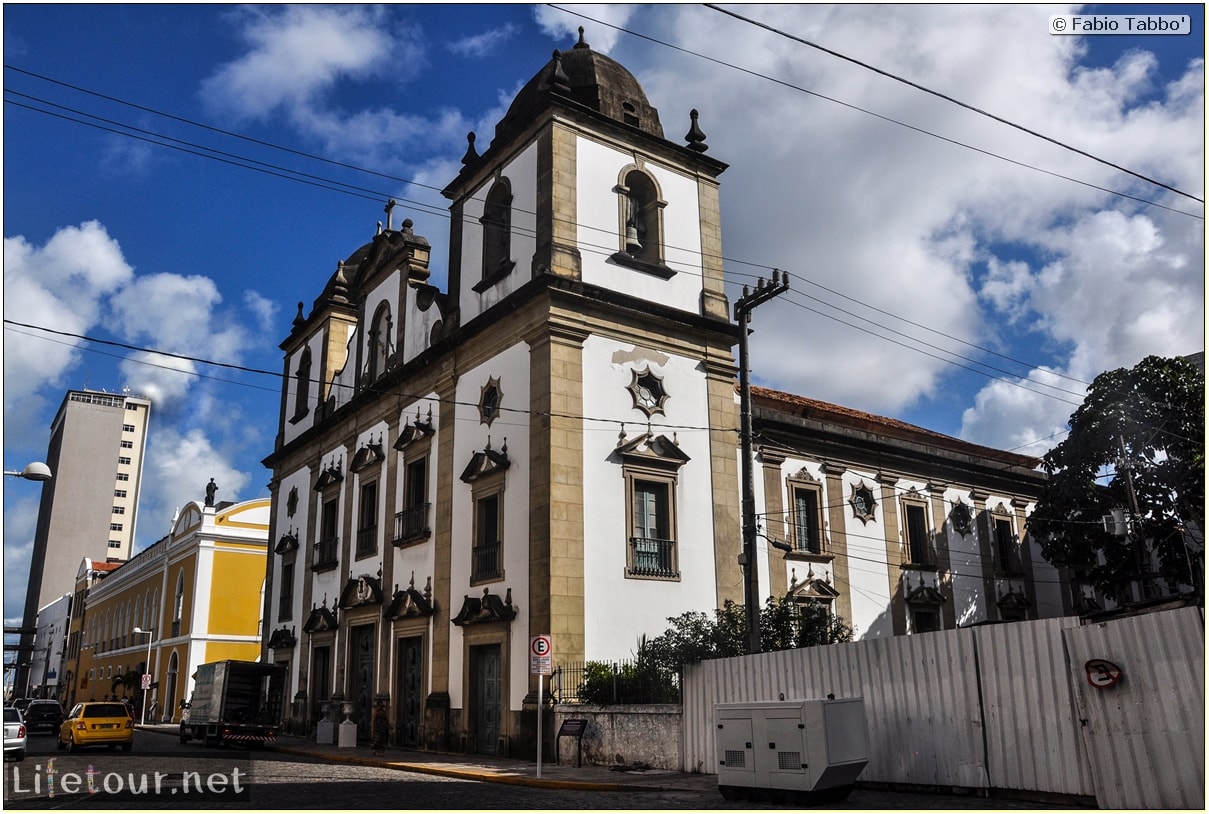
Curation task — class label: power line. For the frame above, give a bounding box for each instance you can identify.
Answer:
[1,86,1101,418]
[704,3,1204,205]
[546,4,1203,221]
[1,319,720,435]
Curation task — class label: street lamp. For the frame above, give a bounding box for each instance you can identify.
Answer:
[132,627,155,726]
[3,462,53,482]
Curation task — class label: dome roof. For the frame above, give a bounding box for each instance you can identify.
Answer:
[493,28,663,145]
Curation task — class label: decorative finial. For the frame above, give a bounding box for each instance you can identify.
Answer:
[293,301,306,329]
[461,131,479,165]
[685,109,708,153]
[575,26,589,49]
[384,198,397,230]
[550,49,570,95]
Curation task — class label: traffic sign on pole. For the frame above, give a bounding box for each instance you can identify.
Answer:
[530,634,553,674]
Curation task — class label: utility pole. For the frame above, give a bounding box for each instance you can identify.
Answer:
[735,269,789,655]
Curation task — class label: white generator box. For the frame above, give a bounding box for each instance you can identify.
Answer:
[715,698,868,802]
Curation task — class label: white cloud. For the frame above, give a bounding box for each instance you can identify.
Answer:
[532,4,636,52]
[119,352,198,413]
[624,4,1202,448]
[200,6,403,122]
[134,427,253,552]
[199,5,430,167]
[448,23,519,58]
[3,222,134,405]
[244,291,278,333]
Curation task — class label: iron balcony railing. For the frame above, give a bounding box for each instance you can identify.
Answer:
[313,536,339,570]
[393,503,430,546]
[472,540,502,582]
[627,536,678,579]
[355,525,377,558]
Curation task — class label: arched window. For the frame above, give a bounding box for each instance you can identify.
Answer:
[292,346,312,422]
[481,179,514,281]
[172,571,185,637]
[367,302,392,382]
[614,168,669,275]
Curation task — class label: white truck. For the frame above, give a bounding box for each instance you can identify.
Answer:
[179,660,284,747]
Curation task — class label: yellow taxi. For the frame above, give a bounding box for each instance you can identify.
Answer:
[57,702,134,752]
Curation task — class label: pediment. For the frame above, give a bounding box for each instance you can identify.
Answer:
[350,442,384,473]
[790,578,841,602]
[275,531,299,554]
[315,462,344,491]
[615,431,690,469]
[339,575,384,609]
[303,604,338,633]
[267,626,297,649]
[394,409,435,450]
[906,584,947,606]
[451,587,517,627]
[460,441,510,483]
[387,586,437,619]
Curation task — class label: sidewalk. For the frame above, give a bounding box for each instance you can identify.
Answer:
[138,723,714,793]
[136,723,1093,807]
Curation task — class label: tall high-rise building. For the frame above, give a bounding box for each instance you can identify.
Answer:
[16,389,150,696]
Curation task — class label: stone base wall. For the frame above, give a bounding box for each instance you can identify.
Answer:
[551,704,682,770]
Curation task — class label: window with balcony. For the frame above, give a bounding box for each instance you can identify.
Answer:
[616,431,688,581]
[313,498,340,571]
[355,480,378,558]
[461,439,510,584]
[394,457,430,546]
[472,490,503,583]
[627,477,679,579]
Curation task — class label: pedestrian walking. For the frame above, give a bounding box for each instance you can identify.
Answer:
[371,701,390,756]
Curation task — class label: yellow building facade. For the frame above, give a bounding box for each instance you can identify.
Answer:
[68,498,269,721]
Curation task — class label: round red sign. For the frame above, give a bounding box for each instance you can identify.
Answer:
[1084,658,1123,689]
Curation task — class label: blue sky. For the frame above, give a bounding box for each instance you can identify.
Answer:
[3,4,1204,625]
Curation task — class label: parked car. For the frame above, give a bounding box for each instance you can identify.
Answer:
[3,707,27,761]
[24,700,64,733]
[12,698,31,713]
[57,702,134,752]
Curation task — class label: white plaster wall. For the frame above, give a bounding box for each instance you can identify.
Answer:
[580,335,720,660]
[457,143,539,322]
[401,284,441,364]
[575,138,704,313]
[837,469,894,639]
[272,467,313,695]
[949,485,989,627]
[446,342,531,709]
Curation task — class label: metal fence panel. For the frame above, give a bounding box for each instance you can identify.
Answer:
[974,617,1096,797]
[1063,606,1204,809]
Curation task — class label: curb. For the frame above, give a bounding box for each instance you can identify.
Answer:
[266,743,636,792]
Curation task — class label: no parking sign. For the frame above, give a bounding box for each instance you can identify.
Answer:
[530,634,553,675]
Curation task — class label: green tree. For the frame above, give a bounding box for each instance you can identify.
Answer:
[644,597,853,676]
[1030,355,1204,603]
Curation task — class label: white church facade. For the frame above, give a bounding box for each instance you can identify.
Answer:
[260,30,1068,757]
